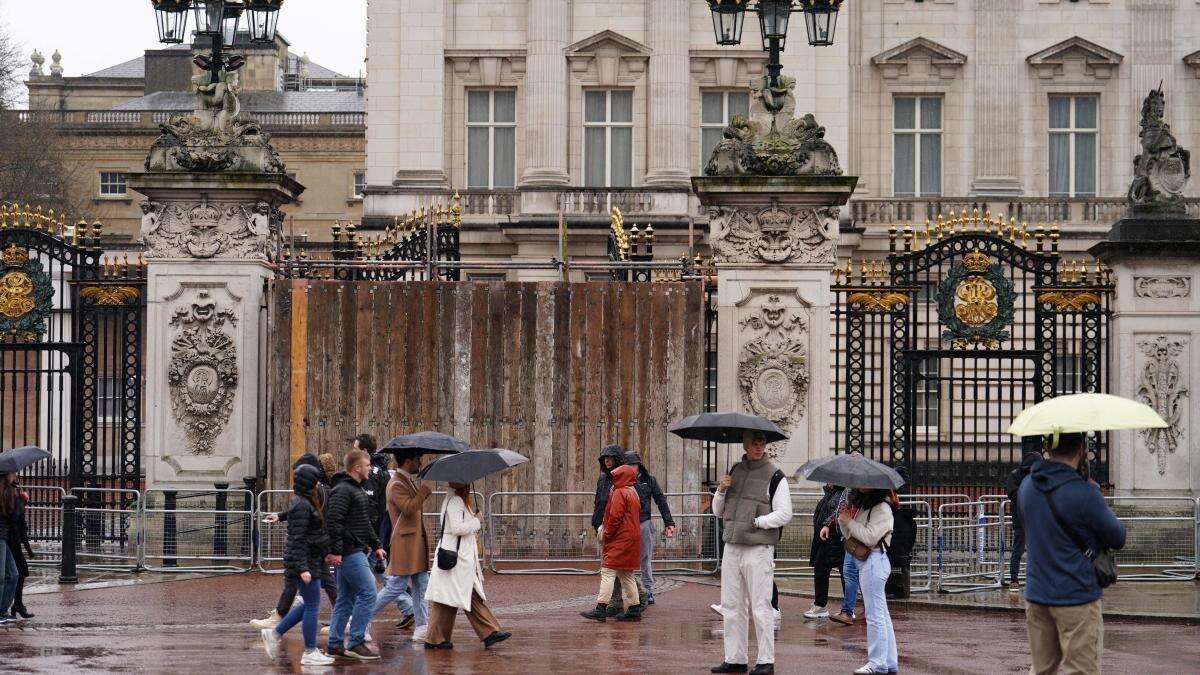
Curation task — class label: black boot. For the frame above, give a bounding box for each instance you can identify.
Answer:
[11,603,33,619]
[580,603,608,622]
[750,664,774,675]
[605,603,623,617]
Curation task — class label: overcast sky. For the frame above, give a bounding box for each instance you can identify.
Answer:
[2,0,367,98]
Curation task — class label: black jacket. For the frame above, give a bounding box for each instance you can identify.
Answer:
[325,471,382,556]
[283,495,330,578]
[591,445,628,530]
[633,466,675,527]
[363,454,391,526]
[809,486,845,564]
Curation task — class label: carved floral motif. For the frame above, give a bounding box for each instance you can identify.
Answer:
[1135,336,1189,476]
[142,200,282,261]
[1133,276,1191,299]
[168,291,239,455]
[737,295,809,433]
[709,205,837,265]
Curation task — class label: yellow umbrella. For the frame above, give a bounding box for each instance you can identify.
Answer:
[1007,393,1167,438]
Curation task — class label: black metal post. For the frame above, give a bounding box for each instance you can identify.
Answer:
[163,490,178,568]
[58,494,79,584]
[209,33,223,85]
[214,482,229,559]
[766,38,783,90]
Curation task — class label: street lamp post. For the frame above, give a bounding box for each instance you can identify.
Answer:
[150,0,285,85]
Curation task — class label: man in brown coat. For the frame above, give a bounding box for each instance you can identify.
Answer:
[371,449,433,642]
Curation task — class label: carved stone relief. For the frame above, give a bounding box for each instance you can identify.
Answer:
[1133,276,1191,299]
[738,294,810,434]
[168,290,239,455]
[709,205,837,265]
[1135,336,1189,475]
[142,199,282,261]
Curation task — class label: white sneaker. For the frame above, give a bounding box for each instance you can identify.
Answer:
[319,625,329,635]
[709,603,723,616]
[773,608,782,631]
[803,604,829,620]
[300,649,336,666]
[250,610,283,629]
[364,629,373,644]
[853,666,885,674]
[261,628,281,660]
[411,625,428,642]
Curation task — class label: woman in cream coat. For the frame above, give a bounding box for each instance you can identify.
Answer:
[838,487,898,675]
[423,482,511,650]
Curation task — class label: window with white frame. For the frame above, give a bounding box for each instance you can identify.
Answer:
[466,90,516,189]
[97,374,121,423]
[1055,353,1083,395]
[352,171,366,198]
[584,90,633,188]
[913,355,941,432]
[893,97,942,197]
[700,90,750,168]
[1048,95,1097,197]
[99,172,127,197]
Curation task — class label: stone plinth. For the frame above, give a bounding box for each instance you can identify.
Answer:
[1092,217,1200,498]
[693,175,857,476]
[128,172,302,490]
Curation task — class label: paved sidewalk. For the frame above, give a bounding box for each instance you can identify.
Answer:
[3,572,1199,673]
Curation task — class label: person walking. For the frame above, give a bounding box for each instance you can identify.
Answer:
[373,449,433,641]
[623,450,676,606]
[591,444,645,614]
[711,430,792,675]
[804,484,846,620]
[3,477,34,620]
[424,482,511,650]
[260,465,336,666]
[351,435,389,577]
[839,487,899,675]
[325,450,387,661]
[581,463,644,623]
[827,479,861,626]
[0,472,22,624]
[1004,452,1039,592]
[1018,432,1126,675]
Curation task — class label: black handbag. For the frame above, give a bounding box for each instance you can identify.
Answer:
[1044,488,1118,588]
[435,506,462,571]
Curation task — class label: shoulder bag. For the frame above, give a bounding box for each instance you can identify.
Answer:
[842,504,892,562]
[1043,488,1117,588]
[435,502,463,571]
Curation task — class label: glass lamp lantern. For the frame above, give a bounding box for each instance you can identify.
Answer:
[151,0,191,44]
[800,0,842,47]
[221,2,245,45]
[757,0,793,41]
[245,0,283,44]
[707,0,749,47]
[192,0,224,35]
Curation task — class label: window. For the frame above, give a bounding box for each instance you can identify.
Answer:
[1055,354,1083,395]
[1048,95,1097,197]
[352,171,366,198]
[97,375,120,423]
[893,97,942,196]
[99,172,127,197]
[913,356,941,432]
[467,90,516,189]
[584,90,633,187]
[700,91,750,167]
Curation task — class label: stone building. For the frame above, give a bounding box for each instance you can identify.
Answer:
[361,0,1200,275]
[21,34,366,244]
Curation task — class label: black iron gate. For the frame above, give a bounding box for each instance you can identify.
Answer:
[833,213,1113,490]
[0,206,145,504]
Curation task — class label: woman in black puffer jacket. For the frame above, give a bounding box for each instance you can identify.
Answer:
[260,465,335,666]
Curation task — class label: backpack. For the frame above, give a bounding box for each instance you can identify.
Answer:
[885,503,918,567]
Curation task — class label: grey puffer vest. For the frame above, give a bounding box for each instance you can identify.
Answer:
[721,457,782,546]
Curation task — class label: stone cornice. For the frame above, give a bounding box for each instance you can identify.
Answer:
[566,30,652,56]
[566,30,650,86]
[1026,36,1124,80]
[1184,49,1200,79]
[871,37,967,80]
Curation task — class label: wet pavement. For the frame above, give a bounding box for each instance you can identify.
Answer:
[2,572,1199,673]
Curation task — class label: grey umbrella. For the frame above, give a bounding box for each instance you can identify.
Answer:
[383,431,469,456]
[796,453,906,490]
[0,446,51,473]
[417,448,528,484]
[667,412,788,444]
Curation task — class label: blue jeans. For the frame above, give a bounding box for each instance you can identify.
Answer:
[840,551,860,616]
[328,552,377,649]
[0,541,17,615]
[856,551,898,672]
[274,574,320,649]
[373,571,429,627]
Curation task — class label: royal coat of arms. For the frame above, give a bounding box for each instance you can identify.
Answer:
[167,292,239,455]
[0,244,55,342]
[937,251,1016,349]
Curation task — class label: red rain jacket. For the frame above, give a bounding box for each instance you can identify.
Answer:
[601,464,643,570]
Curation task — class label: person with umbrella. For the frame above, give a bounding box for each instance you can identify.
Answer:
[0,471,23,623]
[837,485,899,675]
[372,447,434,642]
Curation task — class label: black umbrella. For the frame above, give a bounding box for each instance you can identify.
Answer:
[382,431,469,456]
[418,448,528,484]
[0,446,51,473]
[795,453,905,490]
[667,412,788,444]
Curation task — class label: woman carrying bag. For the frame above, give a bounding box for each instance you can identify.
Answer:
[423,482,511,650]
[838,488,899,675]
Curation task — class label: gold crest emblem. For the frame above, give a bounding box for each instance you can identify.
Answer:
[954,276,998,327]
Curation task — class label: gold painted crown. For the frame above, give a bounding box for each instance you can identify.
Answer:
[963,251,991,274]
[1,244,28,268]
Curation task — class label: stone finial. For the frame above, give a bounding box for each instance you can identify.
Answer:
[1128,87,1191,214]
[29,50,44,78]
[49,49,63,76]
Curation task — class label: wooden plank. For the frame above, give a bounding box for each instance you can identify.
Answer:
[269,280,293,489]
[532,282,555,524]
[450,283,473,452]
[682,281,705,499]
[353,283,376,443]
[549,282,571,516]
[438,282,458,435]
[517,283,538,517]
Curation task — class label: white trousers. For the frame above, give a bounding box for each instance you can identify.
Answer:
[720,543,775,666]
[856,550,899,672]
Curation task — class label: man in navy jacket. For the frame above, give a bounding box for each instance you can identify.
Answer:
[1017,432,1125,675]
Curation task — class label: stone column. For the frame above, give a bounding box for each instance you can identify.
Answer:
[521,0,570,187]
[971,0,1022,195]
[129,173,302,490]
[393,0,447,189]
[643,0,690,187]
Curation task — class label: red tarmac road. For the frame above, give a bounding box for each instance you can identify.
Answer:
[2,572,1198,673]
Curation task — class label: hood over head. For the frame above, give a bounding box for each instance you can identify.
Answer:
[1020,452,1041,471]
[610,463,637,489]
[293,452,326,484]
[623,450,643,466]
[293,464,321,496]
[1028,457,1084,493]
[598,444,626,473]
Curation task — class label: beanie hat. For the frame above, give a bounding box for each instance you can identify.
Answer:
[293,464,321,496]
[318,453,337,478]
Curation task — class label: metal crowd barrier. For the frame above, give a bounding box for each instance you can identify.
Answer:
[936,500,1006,593]
[774,491,823,575]
[488,491,603,574]
[902,500,935,593]
[1102,496,1198,580]
[256,490,293,573]
[25,486,66,567]
[141,488,255,573]
[73,487,142,571]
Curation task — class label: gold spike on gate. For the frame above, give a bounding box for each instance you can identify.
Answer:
[903,225,914,252]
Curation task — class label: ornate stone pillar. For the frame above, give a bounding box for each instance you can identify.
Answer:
[520,0,570,187]
[971,0,1022,195]
[1092,88,1199,497]
[643,0,690,187]
[694,82,857,476]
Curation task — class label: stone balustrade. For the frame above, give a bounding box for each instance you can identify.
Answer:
[849,196,1200,229]
[5,110,366,129]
